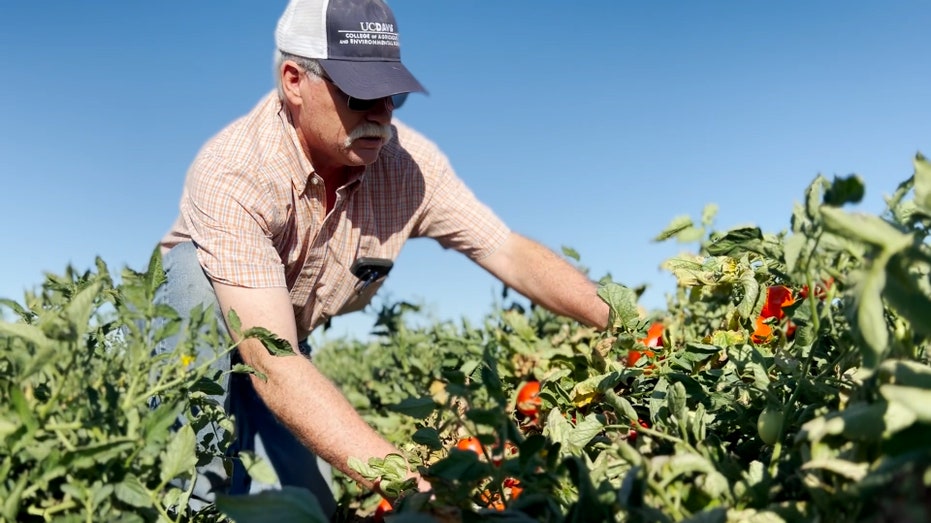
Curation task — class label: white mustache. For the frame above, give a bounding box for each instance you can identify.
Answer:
[345,123,394,146]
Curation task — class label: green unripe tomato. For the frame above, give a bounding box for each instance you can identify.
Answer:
[757,407,784,445]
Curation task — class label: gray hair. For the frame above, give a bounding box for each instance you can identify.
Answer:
[274,50,325,102]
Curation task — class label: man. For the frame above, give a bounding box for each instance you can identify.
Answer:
[157,0,610,515]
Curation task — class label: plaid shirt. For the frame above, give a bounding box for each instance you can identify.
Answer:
[161,92,510,337]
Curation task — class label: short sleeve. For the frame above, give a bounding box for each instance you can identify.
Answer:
[180,151,287,288]
[413,159,511,261]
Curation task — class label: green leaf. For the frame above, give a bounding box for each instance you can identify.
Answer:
[823,174,865,207]
[240,451,280,486]
[386,396,436,419]
[569,372,621,407]
[910,153,931,215]
[878,359,931,389]
[801,458,868,481]
[883,253,931,337]
[820,206,911,253]
[216,486,328,523]
[783,234,807,274]
[604,390,639,423]
[562,246,581,261]
[597,283,640,330]
[737,270,760,320]
[852,260,890,368]
[880,385,931,423]
[0,322,51,351]
[161,424,197,483]
[242,326,295,356]
[145,246,168,297]
[701,203,719,227]
[706,227,763,256]
[10,387,38,434]
[412,427,442,450]
[114,475,152,508]
[565,414,604,454]
[654,215,695,242]
[227,308,242,337]
[667,381,687,424]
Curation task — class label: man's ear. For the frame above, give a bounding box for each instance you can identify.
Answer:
[280,60,304,106]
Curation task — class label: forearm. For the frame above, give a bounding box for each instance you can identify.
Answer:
[481,232,610,329]
[213,282,416,492]
[242,340,399,489]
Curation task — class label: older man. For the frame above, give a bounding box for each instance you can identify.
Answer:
[157,0,609,514]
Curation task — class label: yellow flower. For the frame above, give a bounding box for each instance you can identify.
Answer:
[181,354,195,368]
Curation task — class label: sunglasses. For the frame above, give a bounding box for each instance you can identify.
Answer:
[318,74,408,111]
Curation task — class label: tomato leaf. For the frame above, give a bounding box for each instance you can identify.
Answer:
[654,215,695,242]
[705,227,763,256]
[239,450,280,486]
[849,261,889,368]
[241,326,295,356]
[113,475,151,509]
[909,153,931,215]
[880,384,931,423]
[412,427,442,450]
[160,424,196,484]
[387,396,436,419]
[216,486,328,523]
[820,206,911,253]
[597,283,640,331]
[562,246,581,261]
[823,174,865,207]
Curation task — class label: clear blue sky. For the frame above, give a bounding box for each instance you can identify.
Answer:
[2,2,929,341]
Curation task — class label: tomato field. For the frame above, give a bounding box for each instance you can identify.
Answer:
[3,154,931,522]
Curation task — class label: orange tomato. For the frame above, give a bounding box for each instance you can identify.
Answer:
[456,436,484,455]
[752,286,796,343]
[373,497,392,522]
[628,322,663,367]
[516,380,541,417]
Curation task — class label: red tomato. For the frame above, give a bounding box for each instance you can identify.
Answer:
[516,381,541,417]
[642,322,664,348]
[628,418,650,443]
[628,322,663,367]
[752,286,796,343]
[373,497,392,522]
[761,285,794,320]
[456,436,484,455]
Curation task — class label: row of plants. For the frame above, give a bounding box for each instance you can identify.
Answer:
[312,154,931,522]
[1,153,930,521]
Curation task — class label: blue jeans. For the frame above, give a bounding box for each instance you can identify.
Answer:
[154,242,336,516]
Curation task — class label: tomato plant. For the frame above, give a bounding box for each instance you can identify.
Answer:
[7,155,931,522]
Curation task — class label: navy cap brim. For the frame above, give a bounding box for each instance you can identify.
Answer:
[319,59,427,100]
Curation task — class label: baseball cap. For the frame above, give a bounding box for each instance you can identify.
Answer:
[275,0,427,100]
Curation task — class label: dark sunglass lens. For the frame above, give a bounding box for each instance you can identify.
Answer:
[391,93,408,109]
[347,96,379,112]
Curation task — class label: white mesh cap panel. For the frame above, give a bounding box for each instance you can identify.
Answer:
[275,0,331,59]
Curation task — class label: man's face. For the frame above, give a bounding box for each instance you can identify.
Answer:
[295,70,396,173]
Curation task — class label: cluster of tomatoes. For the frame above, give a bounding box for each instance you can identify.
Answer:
[751,278,833,344]
[451,436,523,510]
